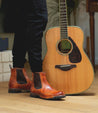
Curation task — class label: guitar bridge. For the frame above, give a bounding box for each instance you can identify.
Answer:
[55,64,76,71]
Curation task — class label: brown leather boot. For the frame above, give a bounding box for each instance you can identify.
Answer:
[30,72,66,99]
[8,68,32,93]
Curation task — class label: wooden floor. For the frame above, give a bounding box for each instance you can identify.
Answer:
[0,65,98,113]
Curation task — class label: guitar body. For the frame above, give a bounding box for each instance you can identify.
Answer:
[43,26,94,94]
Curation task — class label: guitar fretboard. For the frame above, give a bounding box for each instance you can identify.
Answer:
[59,0,68,39]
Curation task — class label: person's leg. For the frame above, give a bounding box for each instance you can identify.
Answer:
[12,2,28,68]
[9,29,32,93]
[9,2,32,93]
[26,0,65,99]
[12,30,27,68]
[26,0,48,72]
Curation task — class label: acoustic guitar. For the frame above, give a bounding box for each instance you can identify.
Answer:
[43,0,94,94]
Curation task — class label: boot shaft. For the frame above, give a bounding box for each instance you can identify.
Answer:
[10,68,27,84]
[9,68,32,90]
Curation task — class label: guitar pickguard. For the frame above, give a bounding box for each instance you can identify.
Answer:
[69,37,82,63]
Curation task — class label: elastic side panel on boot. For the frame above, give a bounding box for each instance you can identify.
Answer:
[16,69,27,84]
[34,73,42,89]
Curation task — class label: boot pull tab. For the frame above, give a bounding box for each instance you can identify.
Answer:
[9,64,12,69]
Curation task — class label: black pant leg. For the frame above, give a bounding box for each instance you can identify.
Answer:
[26,0,48,72]
[12,1,30,68]
[12,30,27,68]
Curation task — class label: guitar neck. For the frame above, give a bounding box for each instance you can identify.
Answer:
[59,0,68,39]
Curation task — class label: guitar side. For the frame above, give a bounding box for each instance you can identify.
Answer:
[43,26,94,94]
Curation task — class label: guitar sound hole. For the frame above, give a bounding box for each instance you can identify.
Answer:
[58,39,72,54]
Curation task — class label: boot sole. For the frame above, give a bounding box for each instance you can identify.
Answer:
[8,89,30,93]
[30,93,66,100]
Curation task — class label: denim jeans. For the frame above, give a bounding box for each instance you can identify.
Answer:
[12,0,48,72]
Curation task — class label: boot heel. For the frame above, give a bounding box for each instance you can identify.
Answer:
[8,89,22,93]
[30,93,39,98]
